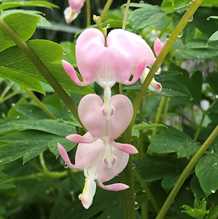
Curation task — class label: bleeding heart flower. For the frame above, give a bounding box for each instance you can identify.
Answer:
[76,94,133,140]
[64,0,85,23]
[58,137,137,209]
[62,28,155,88]
[140,38,165,92]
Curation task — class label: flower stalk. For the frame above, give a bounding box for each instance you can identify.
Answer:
[155,125,218,219]
[131,0,204,128]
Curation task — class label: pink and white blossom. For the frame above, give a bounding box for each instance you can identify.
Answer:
[58,137,136,209]
[62,28,155,89]
[140,38,165,92]
[64,0,86,23]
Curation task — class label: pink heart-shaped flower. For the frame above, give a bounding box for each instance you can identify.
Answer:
[78,94,133,139]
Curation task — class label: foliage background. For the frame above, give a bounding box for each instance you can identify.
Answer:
[0,0,218,219]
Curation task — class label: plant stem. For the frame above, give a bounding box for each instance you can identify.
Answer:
[0,82,13,99]
[141,200,149,219]
[39,152,49,172]
[135,169,159,213]
[3,171,68,184]
[130,0,203,130]
[153,96,166,135]
[122,162,136,219]
[0,18,78,119]
[155,125,218,219]
[25,89,56,119]
[194,112,206,141]
[162,97,170,121]
[86,0,91,27]
[99,0,113,22]
[122,0,131,29]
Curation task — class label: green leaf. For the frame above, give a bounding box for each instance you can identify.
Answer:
[195,152,218,195]
[181,204,209,219]
[161,0,218,13]
[161,0,190,13]
[0,66,45,94]
[187,71,203,104]
[174,40,218,59]
[0,1,58,10]
[0,119,77,136]
[0,39,93,95]
[136,155,184,182]
[209,31,218,42]
[0,131,65,165]
[0,11,40,52]
[128,4,171,32]
[148,127,199,158]
[207,72,218,93]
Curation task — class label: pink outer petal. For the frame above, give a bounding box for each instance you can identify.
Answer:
[57,143,76,169]
[76,28,106,84]
[149,79,162,92]
[98,182,129,191]
[66,132,95,144]
[68,0,85,12]
[75,139,105,169]
[62,60,90,86]
[113,142,138,155]
[122,62,145,85]
[76,28,155,86]
[153,38,165,57]
[107,29,155,73]
[78,94,133,139]
[97,147,129,182]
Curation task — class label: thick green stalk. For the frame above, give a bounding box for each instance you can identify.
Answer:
[86,0,91,27]
[0,18,78,119]
[130,0,204,129]
[122,162,136,219]
[153,96,167,135]
[155,126,218,219]
[194,112,206,141]
[122,0,131,29]
[99,0,113,22]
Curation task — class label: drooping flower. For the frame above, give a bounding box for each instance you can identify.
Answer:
[57,94,138,209]
[140,38,165,92]
[64,0,86,23]
[62,28,155,89]
[58,137,137,209]
[67,94,137,168]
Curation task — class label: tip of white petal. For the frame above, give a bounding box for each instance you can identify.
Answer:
[79,194,92,209]
[64,7,79,23]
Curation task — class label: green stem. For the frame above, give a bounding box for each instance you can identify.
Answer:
[25,89,56,119]
[0,82,13,99]
[130,0,203,131]
[194,112,205,141]
[86,0,91,27]
[135,169,159,213]
[99,0,113,22]
[153,96,166,135]
[122,0,131,29]
[141,199,149,219]
[0,18,78,119]
[3,171,68,184]
[122,161,136,219]
[155,125,218,219]
[39,152,49,172]
[0,91,18,103]
[162,97,170,121]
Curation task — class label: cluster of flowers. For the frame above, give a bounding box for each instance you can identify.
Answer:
[59,1,164,209]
